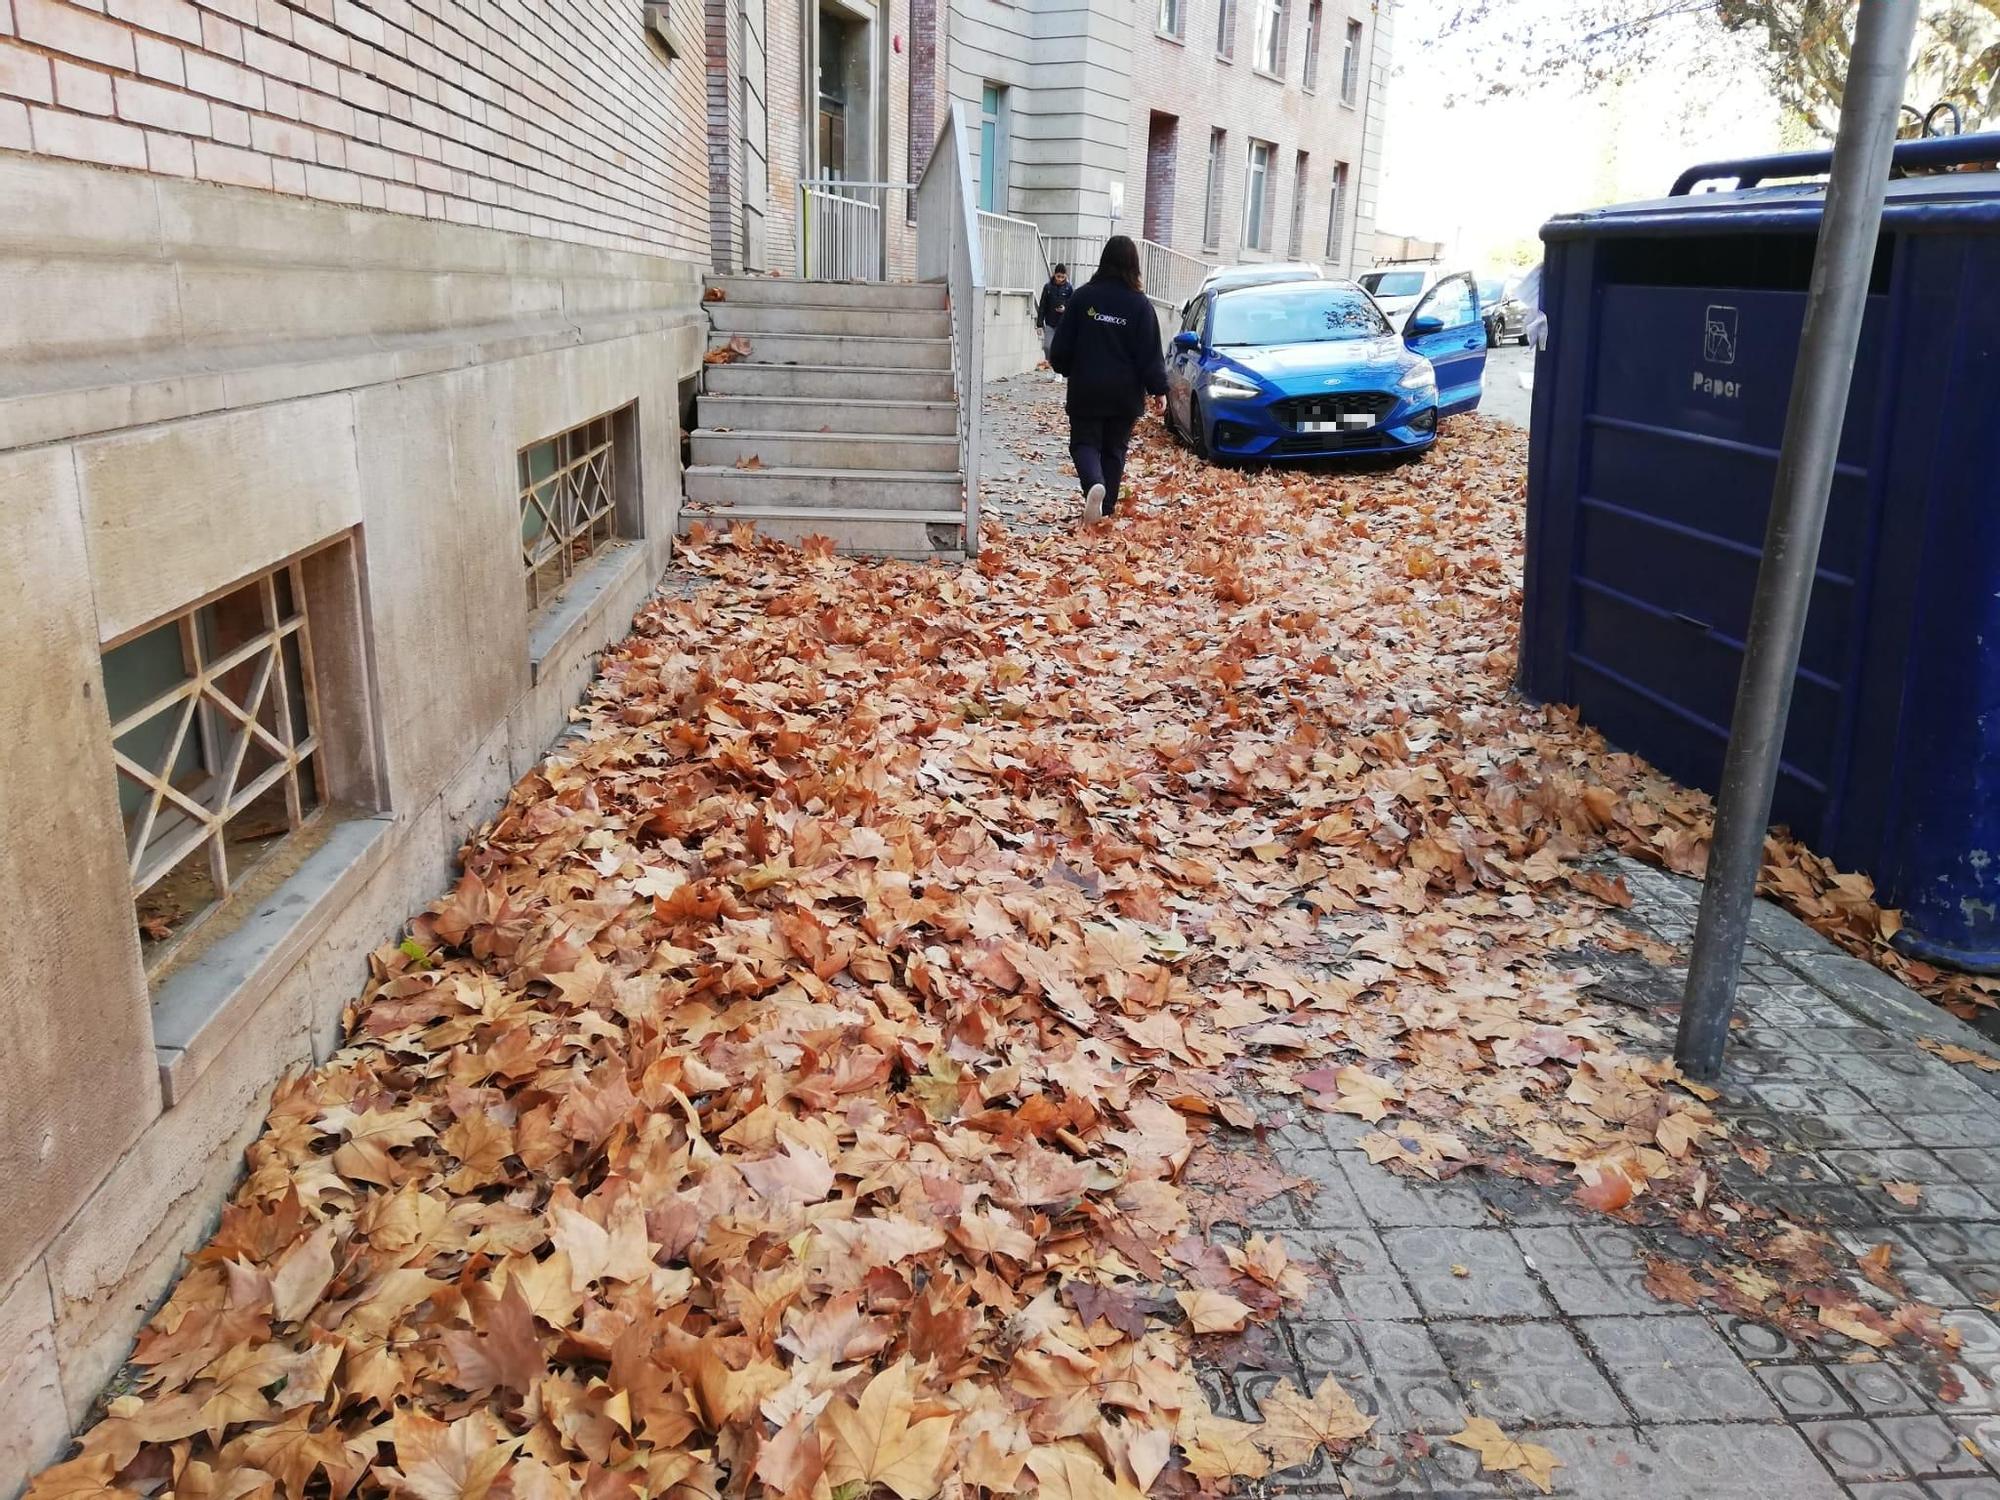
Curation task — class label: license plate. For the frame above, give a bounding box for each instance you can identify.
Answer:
[1301,415,1375,433]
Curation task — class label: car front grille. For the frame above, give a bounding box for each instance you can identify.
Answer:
[1272,391,1397,429]
[1272,429,1394,454]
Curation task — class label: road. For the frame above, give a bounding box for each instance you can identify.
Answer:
[1480,340,1536,429]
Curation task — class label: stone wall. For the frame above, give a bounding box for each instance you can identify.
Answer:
[0,147,706,1495]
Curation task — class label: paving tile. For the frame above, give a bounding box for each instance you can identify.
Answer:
[1804,1419,1916,1482]
[1381,1228,1553,1318]
[1931,1478,2000,1498]
[1579,1314,1780,1422]
[1832,1362,1936,1417]
[1934,1150,2000,1188]
[1759,1362,1859,1418]
[1525,1425,1659,1497]
[1876,1415,1982,1478]
[1714,1312,1804,1362]
[1845,1483,1935,1499]
[1286,1227,1421,1320]
[1430,1320,1626,1426]
[1901,1115,2000,1150]
[1341,1157,1494,1229]
[1350,1319,1465,1434]
[1647,1421,1850,1497]
[1510,1225,1658,1315]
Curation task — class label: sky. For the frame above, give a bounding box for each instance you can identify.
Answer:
[1377,7,1801,273]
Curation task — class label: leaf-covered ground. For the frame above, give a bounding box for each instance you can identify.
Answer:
[32,404,1977,1500]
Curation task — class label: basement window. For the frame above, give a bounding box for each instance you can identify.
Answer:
[520,407,638,610]
[105,551,330,971]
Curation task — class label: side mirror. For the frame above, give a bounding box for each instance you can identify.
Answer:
[1406,313,1445,336]
[1172,331,1201,351]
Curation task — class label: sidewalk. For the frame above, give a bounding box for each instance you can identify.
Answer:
[983,371,2000,1498]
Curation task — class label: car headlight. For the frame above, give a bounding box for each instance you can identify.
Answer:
[1206,369,1263,400]
[1395,362,1437,396]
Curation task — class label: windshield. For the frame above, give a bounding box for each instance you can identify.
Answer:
[1211,284,1389,346]
[1360,270,1426,297]
[1478,279,1503,304]
[1210,268,1316,293]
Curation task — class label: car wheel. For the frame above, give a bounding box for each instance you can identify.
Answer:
[1191,394,1214,461]
[1484,319,1499,349]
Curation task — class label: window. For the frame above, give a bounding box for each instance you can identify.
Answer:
[1144,113,1179,244]
[1420,276,1478,330]
[1210,282,1388,345]
[1340,18,1362,102]
[521,410,622,608]
[1288,149,1309,258]
[1215,0,1237,59]
[1325,159,1348,261]
[1301,0,1321,89]
[1158,0,1184,38]
[1243,139,1272,250]
[979,83,1006,212]
[1253,0,1287,74]
[106,552,330,968]
[1202,127,1226,248]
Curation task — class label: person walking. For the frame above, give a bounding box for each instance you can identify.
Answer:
[1047,237,1167,522]
[1036,264,1072,362]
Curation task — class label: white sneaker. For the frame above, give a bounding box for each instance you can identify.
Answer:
[1082,482,1106,523]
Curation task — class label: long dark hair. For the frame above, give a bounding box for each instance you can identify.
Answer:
[1092,235,1143,292]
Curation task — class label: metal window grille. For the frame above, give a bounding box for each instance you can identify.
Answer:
[520,413,618,609]
[106,556,325,954]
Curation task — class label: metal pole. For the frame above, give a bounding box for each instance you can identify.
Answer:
[1674,0,1920,1080]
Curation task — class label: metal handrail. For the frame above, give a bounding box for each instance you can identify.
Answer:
[797,177,914,281]
[978,209,1049,293]
[913,103,985,555]
[1669,130,2000,195]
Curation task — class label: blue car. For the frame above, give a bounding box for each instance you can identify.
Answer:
[1164,275,1487,461]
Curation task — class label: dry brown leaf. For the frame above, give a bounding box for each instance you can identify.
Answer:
[1448,1416,1561,1494]
[821,1360,957,1500]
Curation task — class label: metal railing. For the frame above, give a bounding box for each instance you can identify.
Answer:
[797,179,911,281]
[1040,232,1218,308]
[914,102,984,556]
[978,210,1049,293]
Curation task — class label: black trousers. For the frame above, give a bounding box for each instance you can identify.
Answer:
[1068,412,1137,511]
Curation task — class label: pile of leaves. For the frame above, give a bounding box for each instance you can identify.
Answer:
[29,410,1968,1500]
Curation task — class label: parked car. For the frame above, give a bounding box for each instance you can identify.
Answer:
[1356,263,1447,323]
[1186,261,1324,312]
[1478,276,1528,346]
[1164,275,1487,461]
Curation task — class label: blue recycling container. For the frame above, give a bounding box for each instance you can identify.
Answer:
[1519,134,2000,970]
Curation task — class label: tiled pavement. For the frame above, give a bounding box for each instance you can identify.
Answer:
[1208,859,2000,1499]
[975,371,2000,1497]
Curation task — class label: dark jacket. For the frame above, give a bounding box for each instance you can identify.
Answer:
[1037,278,1073,329]
[1047,276,1169,419]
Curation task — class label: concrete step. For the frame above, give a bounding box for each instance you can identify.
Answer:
[691,429,959,473]
[709,302,949,339]
[706,330,952,370]
[705,276,946,311]
[684,464,964,513]
[698,393,957,436]
[700,362,956,402]
[679,505,966,560]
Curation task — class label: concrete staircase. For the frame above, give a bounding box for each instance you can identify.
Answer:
[684,277,967,560]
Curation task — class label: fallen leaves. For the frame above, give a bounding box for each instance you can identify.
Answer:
[27,396,1971,1500]
[1918,1035,2000,1070]
[1448,1416,1562,1493]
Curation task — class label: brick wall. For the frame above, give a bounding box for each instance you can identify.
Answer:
[1123,0,1374,269]
[0,0,712,260]
[706,0,741,268]
[764,0,798,271]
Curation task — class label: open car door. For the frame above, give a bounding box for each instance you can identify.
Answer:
[1403,272,1486,416]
